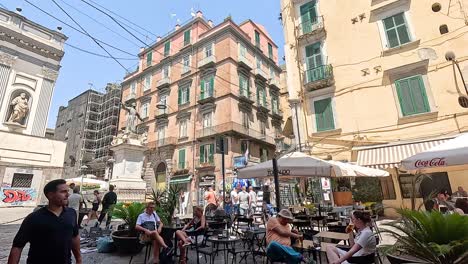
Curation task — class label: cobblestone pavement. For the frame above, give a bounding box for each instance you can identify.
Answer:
[0,207,394,264]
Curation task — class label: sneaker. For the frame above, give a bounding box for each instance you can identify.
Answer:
[182,242,191,247]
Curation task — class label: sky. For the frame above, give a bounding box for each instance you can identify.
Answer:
[1,0,285,128]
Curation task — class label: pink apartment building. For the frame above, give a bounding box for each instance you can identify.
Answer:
[119,12,284,208]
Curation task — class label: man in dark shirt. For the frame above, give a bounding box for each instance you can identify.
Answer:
[98,184,117,227]
[8,179,82,264]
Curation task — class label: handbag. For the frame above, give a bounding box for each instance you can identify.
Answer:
[139,213,158,243]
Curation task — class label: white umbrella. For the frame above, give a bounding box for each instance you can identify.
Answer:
[237,152,389,179]
[401,133,468,173]
[67,177,109,190]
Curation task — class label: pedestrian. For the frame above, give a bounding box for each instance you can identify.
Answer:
[135,202,172,263]
[230,185,240,215]
[68,186,83,224]
[84,190,101,226]
[68,182,75,196]
[204,186,218,207]
[248,186,258,215]
[453,186,467,198]
[238,186,250,216]
[98,185,117,228]
[7,179,82,264]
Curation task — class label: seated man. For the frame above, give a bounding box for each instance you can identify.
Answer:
[326,211,376,264]
[135,202,171,264]
[266,209,312,264]
[175,206,206,264]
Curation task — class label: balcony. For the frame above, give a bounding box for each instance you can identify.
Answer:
[125,92,137,104]
[195,122,276,146]
[298,16,325,40]
[254,67,268,82]
[238,55,253,71]
[157,77,171,89]
[271,108,283,119]
[174,160,189,173]
[303,64,334,91]
[156,137,177,148]
[155,108,169,120]
[269,78,280,91]
[199,55,216,69]
[195,159,215,170]
[257,99,270,113]
[197,89,216,104]
[239,90,255,104]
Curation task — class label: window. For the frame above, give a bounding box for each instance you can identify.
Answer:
[144,75,151,91]
[159,95,168,114]
[130,82,136,94]
[271,96,279,114]
[395,75,430,116]
[256,57,262,70]
[269,66,275,78]
[268,43,273,59]
[202,112,212,128]
[300,1,318,34]
[201,75,214,99]
[398,174,422,199]
[240,140,249,155]
[239,73,250,97]
[11,173,33,188]
[178,84,190,105]
[260,148,269,162]
[140,102,149,118]
[205,43,213,58]
[380,177,396,200]
[239,43,247,58]
[179,119,188,138]
[200,144,214,164]
[164,41,171,57]
[182,55,190,73]
[157,125,166,140]
[305,42,324,83]
[257,84,266,107]
[146,51,153,67]
[254,30,260,48]
[162,65,170,78]
[183,29,191,46]
[178,149,186,169]
[383,13,411,48]
[260,121,266,135]
[242,111,249,128]
[314,97,335,132]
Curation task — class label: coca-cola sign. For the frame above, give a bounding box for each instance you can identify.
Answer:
[414,158,446,168]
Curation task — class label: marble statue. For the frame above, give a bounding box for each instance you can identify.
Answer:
[121,102,143,134]
[8,93,29,125]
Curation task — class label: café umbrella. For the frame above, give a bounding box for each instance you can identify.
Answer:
[401,133,468,173]
[237,152,389,179]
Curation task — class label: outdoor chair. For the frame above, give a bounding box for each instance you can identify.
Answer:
[228,230,256,263]
[183,229,206,264]
[233,215,253,235]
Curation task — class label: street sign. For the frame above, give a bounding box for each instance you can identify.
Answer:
[216,136,228,153]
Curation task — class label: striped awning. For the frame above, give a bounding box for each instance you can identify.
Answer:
[169,175,192,184]
[355,138,451,169]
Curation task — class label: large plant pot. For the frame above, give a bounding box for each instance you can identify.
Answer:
[111,230,144,254]
[333,191,353,206]
[386,253,427,264]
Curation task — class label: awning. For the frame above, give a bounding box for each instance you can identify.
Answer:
[355,138,451,169]
[169,175,192,184]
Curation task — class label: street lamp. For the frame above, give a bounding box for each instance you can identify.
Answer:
[445,51,468,108]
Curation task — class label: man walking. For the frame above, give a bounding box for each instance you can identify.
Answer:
[248,186,257,215]
[68,187,83,224]
[98,185,117,228]
[230,185,240,215]
[8,179,82,264]
[238,186,250,216]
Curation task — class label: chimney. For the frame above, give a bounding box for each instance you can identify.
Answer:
[208,20,213,27]
[140,47,145,53]
[196,10,203,18]
[157,36,162,42]
[175,24,180,31]
[15,7,22,15]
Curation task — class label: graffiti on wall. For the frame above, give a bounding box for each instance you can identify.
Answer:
[0,188,37,205]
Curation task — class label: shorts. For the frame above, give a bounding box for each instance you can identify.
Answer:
[92,203,99,211]
[188,235,205,245]
[335,248,351,264]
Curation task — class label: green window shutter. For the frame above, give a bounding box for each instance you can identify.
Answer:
[396,75,430,116]
[146,51,152,66]
[164,41,171,56]
[383,13,411,48]
[184,30,191,45]
[209,144,214,163]
[262,88,267,105]
[255,31,260,47]
[209,76,214,96]
[185,86,190,103]
[200,79,205,98]
[178,88,182,105]
[314,98,335,132]
[268,43,273,59]
[179,149,186,168]
[200,145,205,163]
[300,1,317,33]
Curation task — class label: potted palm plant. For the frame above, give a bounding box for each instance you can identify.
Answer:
[111,202,146,254]
[383,209,468,264]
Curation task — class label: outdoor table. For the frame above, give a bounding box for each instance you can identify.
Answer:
[207,235,241,263]
[162,224,184,260]
[292,239,318,259]
[316,231,349,244]
[310,215,326,230]
[245,228,266,255]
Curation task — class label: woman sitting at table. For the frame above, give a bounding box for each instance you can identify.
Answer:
[175,206,206,264]
[326,211,376,264]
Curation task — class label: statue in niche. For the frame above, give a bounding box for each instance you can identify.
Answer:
[8,92,29,125]
[121,102,143,134]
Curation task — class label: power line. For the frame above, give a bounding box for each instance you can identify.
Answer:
[64,42,138,60]
[57,0,141,48]
[51,0,129,72]
[80,0,149,47]
[23,0,136,57]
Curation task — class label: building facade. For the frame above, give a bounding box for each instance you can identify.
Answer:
[281,0,468,215]
[55,83,121,179]
[0,8,67,207]
[120,12,284,209]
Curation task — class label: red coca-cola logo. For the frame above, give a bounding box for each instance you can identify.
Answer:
[414,158,446,168]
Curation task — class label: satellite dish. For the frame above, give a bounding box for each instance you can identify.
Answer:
[418,48,438,60]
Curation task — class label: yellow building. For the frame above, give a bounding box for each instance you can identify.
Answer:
[281,0,468,215]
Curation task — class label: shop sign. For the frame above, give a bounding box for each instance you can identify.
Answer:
[200,175,215,182]
[414,158,446,168]
[267,169,291,176]
[233,156,247,168]
[321,177,331,190]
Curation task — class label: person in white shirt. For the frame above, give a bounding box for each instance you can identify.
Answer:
[238,186,250,216]
[326,211,376,264]
[230,185,240,215]
[248,186,257,215]
[68,187,82,223]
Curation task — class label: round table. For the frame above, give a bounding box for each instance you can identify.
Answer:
[207,235,240,263]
